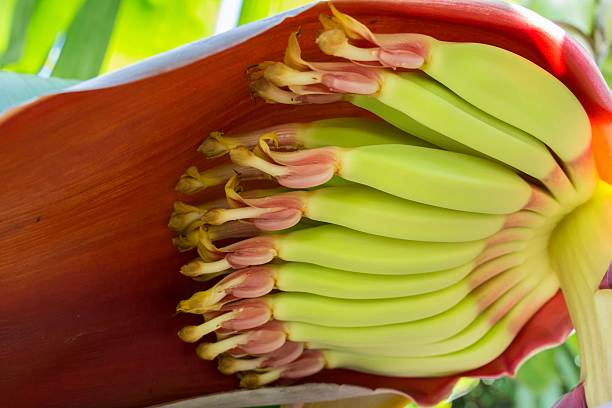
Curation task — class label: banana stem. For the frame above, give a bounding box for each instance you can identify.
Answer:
[550,181,612,407]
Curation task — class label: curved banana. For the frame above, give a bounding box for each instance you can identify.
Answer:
[254,28,578,202]
[373,71,576,203]
[198,117,432,158]
[280,255,546,346]
[206,180,507,241]
[268,274,495,328]
[349,95,480,155]
[188,224,487,275]
[422,40,591,170]
[321,272,559,377]
[218,269,559,386]
[183,253,541,346]
[177,251,525,313]
[306,268,555,356]
[229,138,535,215]
[319,5,592,185]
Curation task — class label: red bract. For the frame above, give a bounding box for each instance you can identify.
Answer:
[554,383,588,408]
[0,1,609,407]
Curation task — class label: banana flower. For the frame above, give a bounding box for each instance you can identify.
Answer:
[0,1,609,407]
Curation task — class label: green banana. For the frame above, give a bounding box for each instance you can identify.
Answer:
[257,15,592,202]
[179,261,475,311]
[234,270,558,387]
[230,141,534,214]
[176,250,528,314]
[349,95,480,155]
[374,72,575,201]
[321,5,592,179]
[257,65,574,203]
[241,254,536,328]
[305,267,554,356]
[222,267,558,386]
[321,272,559,377]
[275,248,528,300]
[181,254,542,346]
[263,27,582,202]
[198,117,432,159]
[187,115,435,196]
[191,224,487,275]
[206,182,508,241]
[168,2,605,394]
[280,254,543,344]
[421,40,591,166]
[273,260,474,300]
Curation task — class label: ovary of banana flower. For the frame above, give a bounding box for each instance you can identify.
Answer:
[0,1,609,408]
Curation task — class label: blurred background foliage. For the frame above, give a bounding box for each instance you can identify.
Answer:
[0,0,608,406]
[0,0,312,79]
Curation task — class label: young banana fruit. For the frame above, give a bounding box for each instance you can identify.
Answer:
[168,4,611,405]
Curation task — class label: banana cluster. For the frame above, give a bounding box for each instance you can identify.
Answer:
[170,5,597,392]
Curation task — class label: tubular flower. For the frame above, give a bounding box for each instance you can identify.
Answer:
[0,2,610,408]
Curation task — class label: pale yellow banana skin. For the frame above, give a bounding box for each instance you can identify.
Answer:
[423,39,591,165]
[281,253,546,346]
[298,117,433,149]
[276,240,533,300]
[274,261,476,299]
[176,249,527,316]
[208,183,508,242]
[349,95,482,156]
[321,273,559,377]
[323,6,591,183]
[305,266,554,357]
[337,144,534,214]
[268,251,544,328]
[303,184,506,242]
[374,72,576,203]
[377,72,558,181]
[276,224,487,275]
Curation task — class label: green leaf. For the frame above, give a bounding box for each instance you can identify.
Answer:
[516,348,558,392]
[0,71,78,114]
[515,383,537,408]
[0,0,16,54]
[4,0,84,74]
[239,0,314,25]
[539,381,563,408]
[447,377,480,401]
[51,0,120,79]
[0,0,37,66]
[526,0,597,35]
[101,0,221,74]
[564,333,579,354]
[603,51,612,87]
[598,0,612,44]
[554,344,580,389]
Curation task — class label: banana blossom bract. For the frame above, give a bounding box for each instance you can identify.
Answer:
[0,1,609,408]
